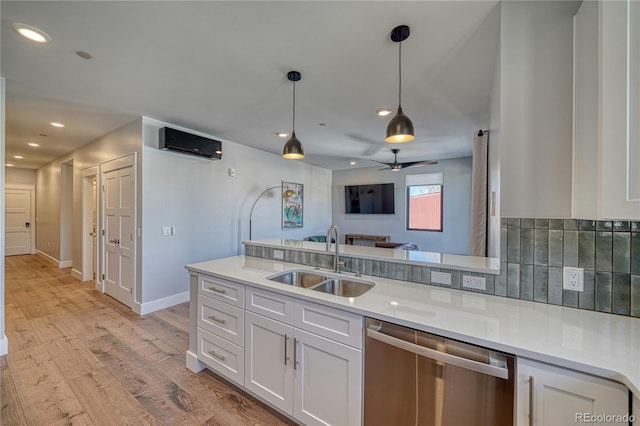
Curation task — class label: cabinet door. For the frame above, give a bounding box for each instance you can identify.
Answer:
[599,0,640,219]
[517,358,629,425]
[293,328,362,426]
[244,311,293,414]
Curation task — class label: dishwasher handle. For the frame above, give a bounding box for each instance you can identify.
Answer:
[366,327,509,380]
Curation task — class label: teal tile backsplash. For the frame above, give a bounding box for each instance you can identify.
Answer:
[244,216,640,318]
[502,218,640,317]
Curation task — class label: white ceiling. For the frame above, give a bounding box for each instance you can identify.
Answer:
[2,1,500,171]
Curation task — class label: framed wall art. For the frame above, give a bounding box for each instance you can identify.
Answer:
[282,181,303,229]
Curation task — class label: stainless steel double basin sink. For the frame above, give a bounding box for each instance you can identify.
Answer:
[266,269,375,297]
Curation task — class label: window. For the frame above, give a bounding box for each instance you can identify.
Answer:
[406,173,443,231]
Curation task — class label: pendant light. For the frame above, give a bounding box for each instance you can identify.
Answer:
[283,70,304,159]
[385,25,415,143]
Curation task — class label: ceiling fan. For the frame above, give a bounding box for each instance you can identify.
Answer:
[373,148,437,171]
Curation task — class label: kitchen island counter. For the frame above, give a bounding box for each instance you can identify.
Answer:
[186,255,640,398]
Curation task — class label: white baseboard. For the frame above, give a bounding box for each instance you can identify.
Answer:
[137,291,190,315]
[186,350,205,373]
[35,250,74,269]
[0,335,8,356]
[36,250,60,266]
[71,269,83,281]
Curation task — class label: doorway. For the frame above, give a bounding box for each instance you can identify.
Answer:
[82,166,99,285]
[101,154,136,309]
[4,185,35,256]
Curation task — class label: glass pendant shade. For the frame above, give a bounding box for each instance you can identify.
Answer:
[283,131,304,159]
[385,105,415,143]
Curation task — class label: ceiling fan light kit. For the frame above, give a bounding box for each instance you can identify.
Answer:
[385,25,415,144]
[282,70,304,160]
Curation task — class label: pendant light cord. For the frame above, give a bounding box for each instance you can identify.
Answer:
[292,80,296,132]
[398,40,402,106]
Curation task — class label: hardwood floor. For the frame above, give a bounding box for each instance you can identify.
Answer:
[1,255,296,426]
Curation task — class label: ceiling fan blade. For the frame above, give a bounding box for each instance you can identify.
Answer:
[378,167,390,171]
[370,160,392,165]
[401,160,438,169]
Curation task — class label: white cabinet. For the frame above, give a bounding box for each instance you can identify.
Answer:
[193,274,245,385]
[293,328,361,426]
[244,288,363,426]
[244,311,293,413]
[517,358,629,425]
[574,0,640,219]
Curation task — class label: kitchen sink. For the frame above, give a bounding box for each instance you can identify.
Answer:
[266,269,375,297]
[267,270,332,288]
[310,278,375,297]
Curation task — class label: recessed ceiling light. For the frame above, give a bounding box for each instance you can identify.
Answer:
[28,143,40,147]
[277,132,289,138]
[377,108,392,117]
[50,122,65,128]
[14,155,24,159]
[12,23,51,43]
[75,50,92,60]
[349,161,357,165]
[6,163,14,167]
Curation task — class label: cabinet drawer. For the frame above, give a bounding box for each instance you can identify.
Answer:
[294,300,363,349]
[197,328,244,386]
[246,287,294,325]
[198,294,244,347]
[199,274,244,308]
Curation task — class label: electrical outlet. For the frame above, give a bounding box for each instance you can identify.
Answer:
[563,266,584,292]
[431,271,451,286]
[161,226,171,236]
[462,275,486,290]
[273,250,284,260]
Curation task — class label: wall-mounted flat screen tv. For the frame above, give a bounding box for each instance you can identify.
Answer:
[344,183,395,214]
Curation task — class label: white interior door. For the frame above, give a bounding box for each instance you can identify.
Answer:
[102,159,135,308]
[5,188,32,256]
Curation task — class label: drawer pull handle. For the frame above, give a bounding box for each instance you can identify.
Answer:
[529,375,534,426]
[284,334,289,365]
[207,315,226,325]
[293,337,298,370]
[208,286,226,294]
[208,350,226,361]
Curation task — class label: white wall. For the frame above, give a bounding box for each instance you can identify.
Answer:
[36,119,143,279]
[331,158,472,255]
[140,117,332,307]
[499,0,579,218]
[59,162,73,264]
[1,76,8,355]
[488,10,501,259]
[5,168,36,185]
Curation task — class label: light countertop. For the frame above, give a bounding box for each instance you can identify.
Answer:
[245,239,500,274]
[186,255,640,398]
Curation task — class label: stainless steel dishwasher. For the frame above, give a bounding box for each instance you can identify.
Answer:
[364,318,515,426]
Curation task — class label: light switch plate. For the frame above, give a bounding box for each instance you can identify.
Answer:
[161,226,171,236]
[431,271,451,286]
